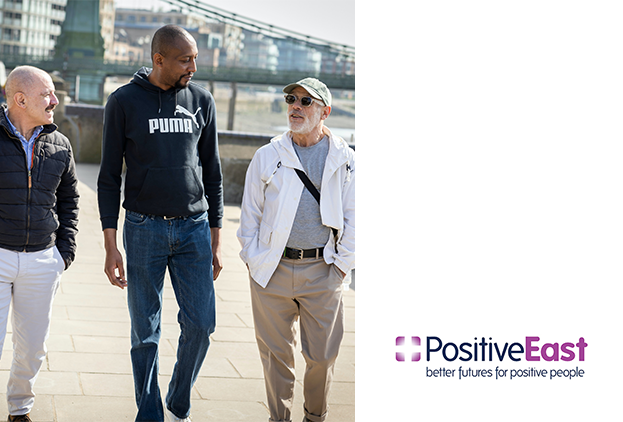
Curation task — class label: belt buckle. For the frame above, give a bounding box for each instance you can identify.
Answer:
[163,216,176,220]
[285,247,304,260]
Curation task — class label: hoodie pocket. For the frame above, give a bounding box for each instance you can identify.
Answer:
[135,167,203,211]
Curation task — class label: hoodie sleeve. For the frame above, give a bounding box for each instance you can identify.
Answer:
[97,93,126,230]
[198,92,223,228]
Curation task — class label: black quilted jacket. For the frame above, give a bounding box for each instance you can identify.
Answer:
[0,106,79,268]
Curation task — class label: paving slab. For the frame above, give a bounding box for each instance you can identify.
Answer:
[0,164,355,421]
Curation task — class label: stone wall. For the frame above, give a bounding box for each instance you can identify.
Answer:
[59,103,105,164]
[217,131,272,204]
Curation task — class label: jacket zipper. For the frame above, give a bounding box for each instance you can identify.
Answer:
[24,141,37,249]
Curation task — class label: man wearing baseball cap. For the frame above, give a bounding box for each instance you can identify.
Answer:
[237,77,355,422]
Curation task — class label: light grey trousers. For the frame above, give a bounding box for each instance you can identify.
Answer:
[250,257,345,422]
[0,246,64,416]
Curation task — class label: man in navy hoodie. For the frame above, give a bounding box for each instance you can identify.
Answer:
[97,25,223,422]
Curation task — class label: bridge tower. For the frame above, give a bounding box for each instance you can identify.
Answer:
[54,0,106,103]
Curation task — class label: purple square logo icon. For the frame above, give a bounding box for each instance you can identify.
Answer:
[396,336,421,362]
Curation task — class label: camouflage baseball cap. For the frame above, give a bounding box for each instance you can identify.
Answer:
[282,77,332,107]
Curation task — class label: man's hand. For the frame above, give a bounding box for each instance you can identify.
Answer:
[211,227,223,280]
[103,228,127,289]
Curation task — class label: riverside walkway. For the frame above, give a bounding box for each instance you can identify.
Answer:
[0,163,355,422]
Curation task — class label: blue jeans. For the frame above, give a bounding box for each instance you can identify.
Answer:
[123,210,216,422]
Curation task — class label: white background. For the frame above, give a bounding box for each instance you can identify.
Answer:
[357,1,623,420]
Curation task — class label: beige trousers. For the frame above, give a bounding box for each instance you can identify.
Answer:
[250,257,345,422]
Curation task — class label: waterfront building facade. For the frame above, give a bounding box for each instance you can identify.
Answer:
[0,0,113,59]
[0,0,66,57]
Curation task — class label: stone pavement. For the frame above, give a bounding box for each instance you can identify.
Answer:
[0,164,355,421]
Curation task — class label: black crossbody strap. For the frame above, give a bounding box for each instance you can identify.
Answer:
[294,168,338,239]
[294,168,320,203]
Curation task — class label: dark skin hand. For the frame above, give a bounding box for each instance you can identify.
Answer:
[103,227,222,289]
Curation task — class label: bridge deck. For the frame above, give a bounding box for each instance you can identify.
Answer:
[0,55,356,91]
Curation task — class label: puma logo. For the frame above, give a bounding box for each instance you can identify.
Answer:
[175,105,202,128]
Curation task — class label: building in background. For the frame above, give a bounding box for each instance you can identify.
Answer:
[0,1,353,77]
[0,0,113,59]
[0,0,67,57]
[209,22,242,69]
[320,49,355,76]
[110,8,223,67]
[99,0,114,56]
[110,7,352,77]
[239,31,278,71]
[273,38,321,74]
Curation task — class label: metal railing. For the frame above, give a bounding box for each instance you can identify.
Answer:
[0,54,355,90]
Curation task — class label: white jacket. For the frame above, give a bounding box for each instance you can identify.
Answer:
[237,127,355,288]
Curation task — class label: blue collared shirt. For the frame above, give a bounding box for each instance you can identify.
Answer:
[4,110,43,169]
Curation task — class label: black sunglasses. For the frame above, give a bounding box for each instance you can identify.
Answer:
[284,94,324,107]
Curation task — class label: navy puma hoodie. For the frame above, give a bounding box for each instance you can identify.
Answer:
[97,67,223,230]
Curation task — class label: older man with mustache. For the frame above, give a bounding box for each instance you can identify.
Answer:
[0,66,79,422]
[238,78,355,422]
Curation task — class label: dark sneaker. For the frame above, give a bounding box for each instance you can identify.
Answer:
[7,415,32,422]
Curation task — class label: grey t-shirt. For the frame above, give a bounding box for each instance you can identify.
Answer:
[286,136,332,249]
